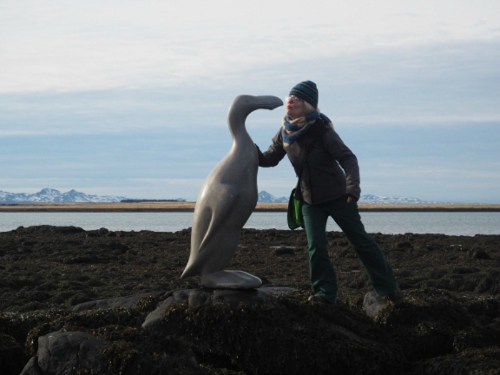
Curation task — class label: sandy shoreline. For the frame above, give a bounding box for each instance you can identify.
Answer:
[1,202,499,212]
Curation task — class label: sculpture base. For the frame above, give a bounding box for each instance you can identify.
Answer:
[201,270,262,289]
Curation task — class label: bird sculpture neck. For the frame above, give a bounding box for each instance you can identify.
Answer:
[227,109,253,147]
[227,95,283,149]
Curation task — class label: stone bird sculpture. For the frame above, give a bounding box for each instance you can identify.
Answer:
[181,95,283,288]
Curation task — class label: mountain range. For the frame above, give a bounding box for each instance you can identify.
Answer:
[0,189,441,205]
[357,194,441,205]
[258,191,288,203]
[258,192,441,204]
[0,188,128,204]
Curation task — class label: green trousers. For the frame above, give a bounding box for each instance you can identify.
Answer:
[301,196,398,304]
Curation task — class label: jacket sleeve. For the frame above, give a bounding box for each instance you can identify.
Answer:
[257,128,287,167]
[324,130,361,199]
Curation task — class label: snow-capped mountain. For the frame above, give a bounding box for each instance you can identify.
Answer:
[0,188,128,203]
[258,191,441,204]
[0,189,442,205]
[258,191,288,203]
[357,194,441,205]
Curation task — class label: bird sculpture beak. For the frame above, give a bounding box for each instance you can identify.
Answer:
[253,95,283,110]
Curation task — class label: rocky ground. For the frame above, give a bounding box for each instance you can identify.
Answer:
[1,225,499,374]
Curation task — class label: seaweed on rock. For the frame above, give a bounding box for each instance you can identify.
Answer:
[374,288,500,368]
[1,226,499,374]
[98,327,199,375]
[25,306,145,355]
[162,291,406,375]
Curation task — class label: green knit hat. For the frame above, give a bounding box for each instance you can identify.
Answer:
[290,80,318,108]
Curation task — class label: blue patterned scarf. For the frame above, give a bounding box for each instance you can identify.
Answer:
[282,111,333,147]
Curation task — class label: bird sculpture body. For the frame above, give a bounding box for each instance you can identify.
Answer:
[181,95,283,288]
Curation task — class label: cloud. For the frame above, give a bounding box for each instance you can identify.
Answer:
[2,38,498,138]
[1,1,499,202]
[1,1,499,93]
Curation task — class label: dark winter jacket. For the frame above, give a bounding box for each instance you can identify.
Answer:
[258,119,360,205]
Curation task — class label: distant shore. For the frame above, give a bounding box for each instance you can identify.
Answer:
[1,202,499,212]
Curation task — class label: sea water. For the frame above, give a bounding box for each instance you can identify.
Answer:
[0,211,499,235]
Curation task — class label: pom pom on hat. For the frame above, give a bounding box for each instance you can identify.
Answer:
[290,80,318,108]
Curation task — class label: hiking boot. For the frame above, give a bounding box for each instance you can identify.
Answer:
[387,287,405,306]
[308,295,335,305]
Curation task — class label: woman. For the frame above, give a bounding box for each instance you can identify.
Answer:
[257,80,404,305]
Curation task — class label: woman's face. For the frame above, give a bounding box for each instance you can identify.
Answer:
[286,96,308,119]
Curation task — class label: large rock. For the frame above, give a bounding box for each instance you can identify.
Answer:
[144,287,404,375]
[363,291,391,318]
[21,328,199,374]
[10,287,500,375]
[143,287,294,330]
[21,331,107,375]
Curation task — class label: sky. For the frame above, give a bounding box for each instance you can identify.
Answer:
[1,0,499,203]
